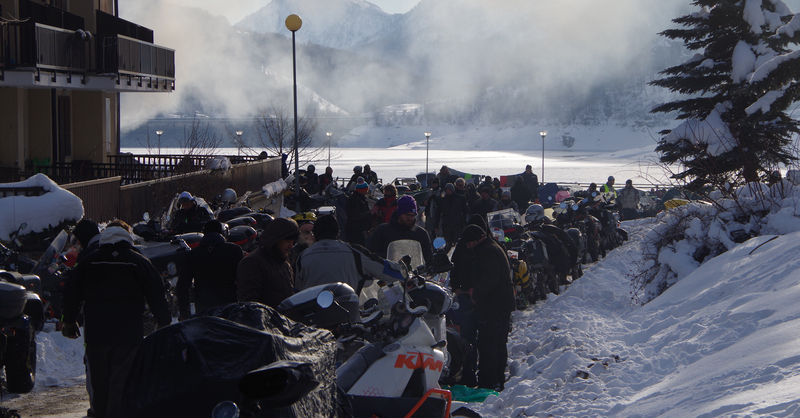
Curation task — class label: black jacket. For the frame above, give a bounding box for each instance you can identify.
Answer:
[177,232,243,318]
[434,193,469,232]
[449,215,489,292]
[510,182,532,213]
[172,202,214,233]
[345,192,372,233]
[470,238,515,315]
[367,214,434,265]
[471,198,497,220]
[62,232,171,346]
[521,171,539,198]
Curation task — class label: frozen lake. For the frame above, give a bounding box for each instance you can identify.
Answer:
[122,146,671,186]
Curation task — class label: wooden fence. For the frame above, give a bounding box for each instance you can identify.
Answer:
[59,157,282,224]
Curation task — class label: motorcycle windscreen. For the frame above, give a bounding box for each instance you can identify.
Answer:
[386,240,424,270]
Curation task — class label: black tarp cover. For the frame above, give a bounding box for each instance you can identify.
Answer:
[120,302,336,418]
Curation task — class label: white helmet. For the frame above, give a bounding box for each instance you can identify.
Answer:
[525,204,545,223]
[220,188,237,204]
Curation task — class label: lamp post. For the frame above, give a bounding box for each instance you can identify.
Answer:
[326,132,333,167]
[286,14,303,213]
[424,132,431,186]
[539,131,547,184]
[235,130,243,156]
[155,130,163,154]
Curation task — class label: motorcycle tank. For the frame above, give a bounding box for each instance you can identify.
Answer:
[217,207,253,222]
[277,283,359,327]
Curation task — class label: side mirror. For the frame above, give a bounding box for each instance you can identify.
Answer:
[316,290,334,309]
[432,237,446,250]
[19,222,27,230]
[143,212,150,222]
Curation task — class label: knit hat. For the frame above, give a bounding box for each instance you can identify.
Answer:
[502,190,511,198]
[356,177,369,193]
[259,217,300,249]
[72,219,99,248]
[445,183,455,192]
[313,214,339,240]
[396,195,418,216]
[461,224,486,243]
[178,191,195,204]
[203,220,224,235]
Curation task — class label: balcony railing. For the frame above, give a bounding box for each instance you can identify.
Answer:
[97,35,175,80]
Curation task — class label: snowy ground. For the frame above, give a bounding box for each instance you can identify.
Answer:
[474,219,800,418]
[23,217,800,417]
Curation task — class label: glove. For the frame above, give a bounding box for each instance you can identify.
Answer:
[61,322,81,339]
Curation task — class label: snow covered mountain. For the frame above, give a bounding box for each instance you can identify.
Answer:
[236,0,401,50]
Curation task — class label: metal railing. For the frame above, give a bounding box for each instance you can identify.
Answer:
[97,35,174,80]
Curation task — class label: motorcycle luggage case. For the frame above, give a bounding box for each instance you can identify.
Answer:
[0,270,42,294]
[523,239,549,268]
[317,206,336,216]
[0,281,27,319]
[277,282,359,328]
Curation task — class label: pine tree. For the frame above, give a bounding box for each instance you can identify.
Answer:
[650,0,800,191]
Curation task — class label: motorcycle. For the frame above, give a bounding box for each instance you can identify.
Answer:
[0,269,43,393]
[0,223,37,274]
[554,197,602,263]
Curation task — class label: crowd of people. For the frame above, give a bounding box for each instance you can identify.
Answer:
[58,162,642,416]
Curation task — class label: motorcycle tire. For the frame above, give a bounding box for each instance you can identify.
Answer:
[4,322,35,393]
[546,267,560,295]
[587,233,600,263]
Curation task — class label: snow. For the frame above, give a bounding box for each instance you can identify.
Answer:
[731,40,757,83]
[0,173,84,241]
[663,102,736,157]
[744,0,767,34]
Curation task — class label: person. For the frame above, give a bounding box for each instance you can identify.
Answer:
[434,183,469,252]
[480,176,494,192]
[368,195,434,266]
[319,166,334,191]
[521,165,540,202]
[346,166,363,191]
[295,215,407,291]
[601,176,617,198]
[458,224,514,391]
[363,164,379,184]
[465,183,480,207]
[471,187,497,221]
[454,178,468,198]
[176,220,243,320]
[237,217,299,308]
[305,165,320,195]
[67,219,101,418]
[494,190,519,212]
[345,178,373,246]
[619,179,639,221]
[586,182,598,196]
[492,178,503,201]
[438,165,457,186]
[61,221,171,418]
[170,191,214,233]
[424,177,443,241]
[289,212,316,268]
[510,175,532,214]
[372,184,398,225]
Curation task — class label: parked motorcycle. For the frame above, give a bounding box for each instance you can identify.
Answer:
[0,270,42,393]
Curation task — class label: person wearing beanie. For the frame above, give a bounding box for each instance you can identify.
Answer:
[170,191,213,233]
[61,222,171,418]
[345,177,373,246]
[368,195,434,266]
[295,215,407,291]
[346,166,364,191]
[177,219,243,320]
[510,175,532,214]
[494,189,519,213]
[471,187,497,221]
[237,218,299,308]
[434,181,469,252]
[452,220,514,391]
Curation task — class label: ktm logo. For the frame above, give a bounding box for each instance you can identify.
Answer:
[394,352,443,372]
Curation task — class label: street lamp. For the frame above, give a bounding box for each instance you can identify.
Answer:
[424,132,432,186]
[326,132,333,167]
[286,14,303,213]
[235,130,243,156]
[539,131,547,184]
[155,130,163,154]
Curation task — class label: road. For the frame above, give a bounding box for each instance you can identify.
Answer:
[1,383,89,418]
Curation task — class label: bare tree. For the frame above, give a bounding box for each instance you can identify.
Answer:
[249,99,325,171]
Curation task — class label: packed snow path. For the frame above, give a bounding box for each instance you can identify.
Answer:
[476,219,800,417]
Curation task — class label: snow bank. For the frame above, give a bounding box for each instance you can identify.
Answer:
[0,174,84,241]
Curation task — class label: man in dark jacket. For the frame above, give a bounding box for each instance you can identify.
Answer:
[510,175,532,214]
[305,165,320,195]
[363,164,379,184]
[434,183,469,252]
[61,223,171,418]
[170,191,214,233]
[237,217,299,309]
[471,187,497,221]
[424,177,443,240]
[520,165,540,202]
[345,178,373,246]
[177,220,243,320]
[459,224,515,391]
[368,195,434,266]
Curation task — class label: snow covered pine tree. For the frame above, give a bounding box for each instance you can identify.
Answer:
[650,0,800,192]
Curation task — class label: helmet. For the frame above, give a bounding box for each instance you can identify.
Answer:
[220,188,237,204]
[525,204,545,223]
[353,165,363,174]
[292,212,317,224]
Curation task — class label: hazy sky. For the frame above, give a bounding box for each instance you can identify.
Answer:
[164,0,422,24]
